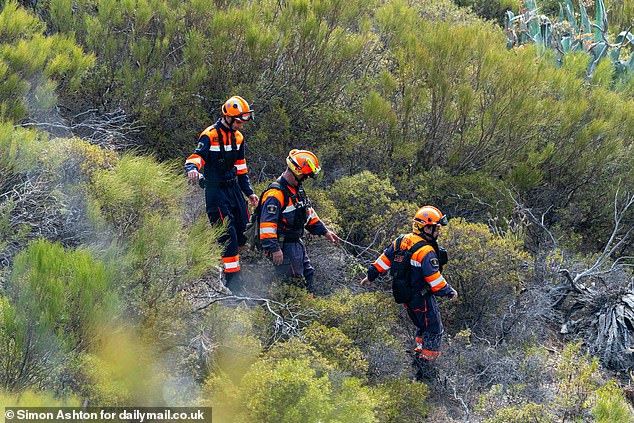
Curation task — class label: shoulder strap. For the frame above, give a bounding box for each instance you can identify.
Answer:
[256,180,291,212]
[211,123,228,164]
[394,234,405,250]
[229,130,237,151]
[273,179,296,204]
[409,239,429,254]
[395,235,427,253]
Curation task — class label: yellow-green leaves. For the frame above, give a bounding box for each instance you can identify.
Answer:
[0,1,43,42]
[0,1,94,121]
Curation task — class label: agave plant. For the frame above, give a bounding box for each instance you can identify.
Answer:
[505,0,634,77]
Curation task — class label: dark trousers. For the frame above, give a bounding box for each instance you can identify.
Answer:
[206,184,249,255]
[206,183,249,294]
[404,292,444,353]
[274,240,315,292]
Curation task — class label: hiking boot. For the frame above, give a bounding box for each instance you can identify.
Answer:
[224,272,247,296]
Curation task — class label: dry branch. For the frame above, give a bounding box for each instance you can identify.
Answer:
[17,108,143,149]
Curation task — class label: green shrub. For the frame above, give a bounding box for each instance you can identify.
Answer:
[0,123,40,188]
[89,155,186,233]
[1,240,115,390]
[303,323,368,377]
[310,290,401,349]
[88,153,222,329]
[484,402,555,423]
[371,377,431,422]
[50,137,119,183]
[0,388,79,406]
[591,380,634,423]
[553,341,601,421]
[400,168,513,225]
[308,290,409,381]
[441,218,531,337]
[0,1,94,121]
[205,355,376,423]
[330,170,417,246]
[10,240,114,349]
[453,0,519,24]
[71,328,167,406]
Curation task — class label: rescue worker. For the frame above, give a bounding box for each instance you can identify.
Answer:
[259,149,340,292]
[185,95,259,295]
[361,206,458,363]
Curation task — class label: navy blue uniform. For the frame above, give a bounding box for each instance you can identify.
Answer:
[185,119,254,286]
[367,233,454,360]
[258,176,328,291]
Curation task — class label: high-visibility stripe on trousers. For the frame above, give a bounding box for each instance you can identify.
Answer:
[221,255,240,273]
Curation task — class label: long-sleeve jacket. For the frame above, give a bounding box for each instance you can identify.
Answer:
[184,119,254,196]
[259,176,328,252]
[367,233,454,297]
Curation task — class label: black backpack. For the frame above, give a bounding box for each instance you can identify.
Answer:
[390,235,432,304]
[243,181,292,251]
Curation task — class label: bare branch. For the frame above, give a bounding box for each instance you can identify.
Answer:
[194,293,319,345]
[443,374,471,421]
[339,235,382,259]
[573,189,634,283]
[507,189,558,251]
[16,108,143,149]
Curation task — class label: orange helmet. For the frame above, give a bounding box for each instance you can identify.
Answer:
[221,96,253,121]
[286,149,321,178]
[413,206,447,234]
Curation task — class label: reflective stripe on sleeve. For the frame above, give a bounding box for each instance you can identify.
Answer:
[373,254,391,272]
[259,222,277,239]
[185,155,205,170]
[426,272,447,291]
[235,159,247,174]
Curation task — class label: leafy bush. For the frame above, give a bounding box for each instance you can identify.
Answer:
[308,289,410,381]
[0,1,94,122]
[330,170,417,247]
[0,123,39,188]
[400,168,514,225]
[371,377,431,422]
[50,137,119,184]
[0,388,79,406]
[553,341,601,421]
[303,323,368,378]
[1,240,115,390]
[71,328,170,406]
[310,290,400,349]
[484,402,555,423]
[12,241,113,340]
[89,155,186,234]
[591,380,634,423]
[205,350,376,423]
[441,218,532,338]
[88,154,224,344]
[243,357,374,422]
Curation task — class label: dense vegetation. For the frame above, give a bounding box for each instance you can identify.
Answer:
[2,0,634,420]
